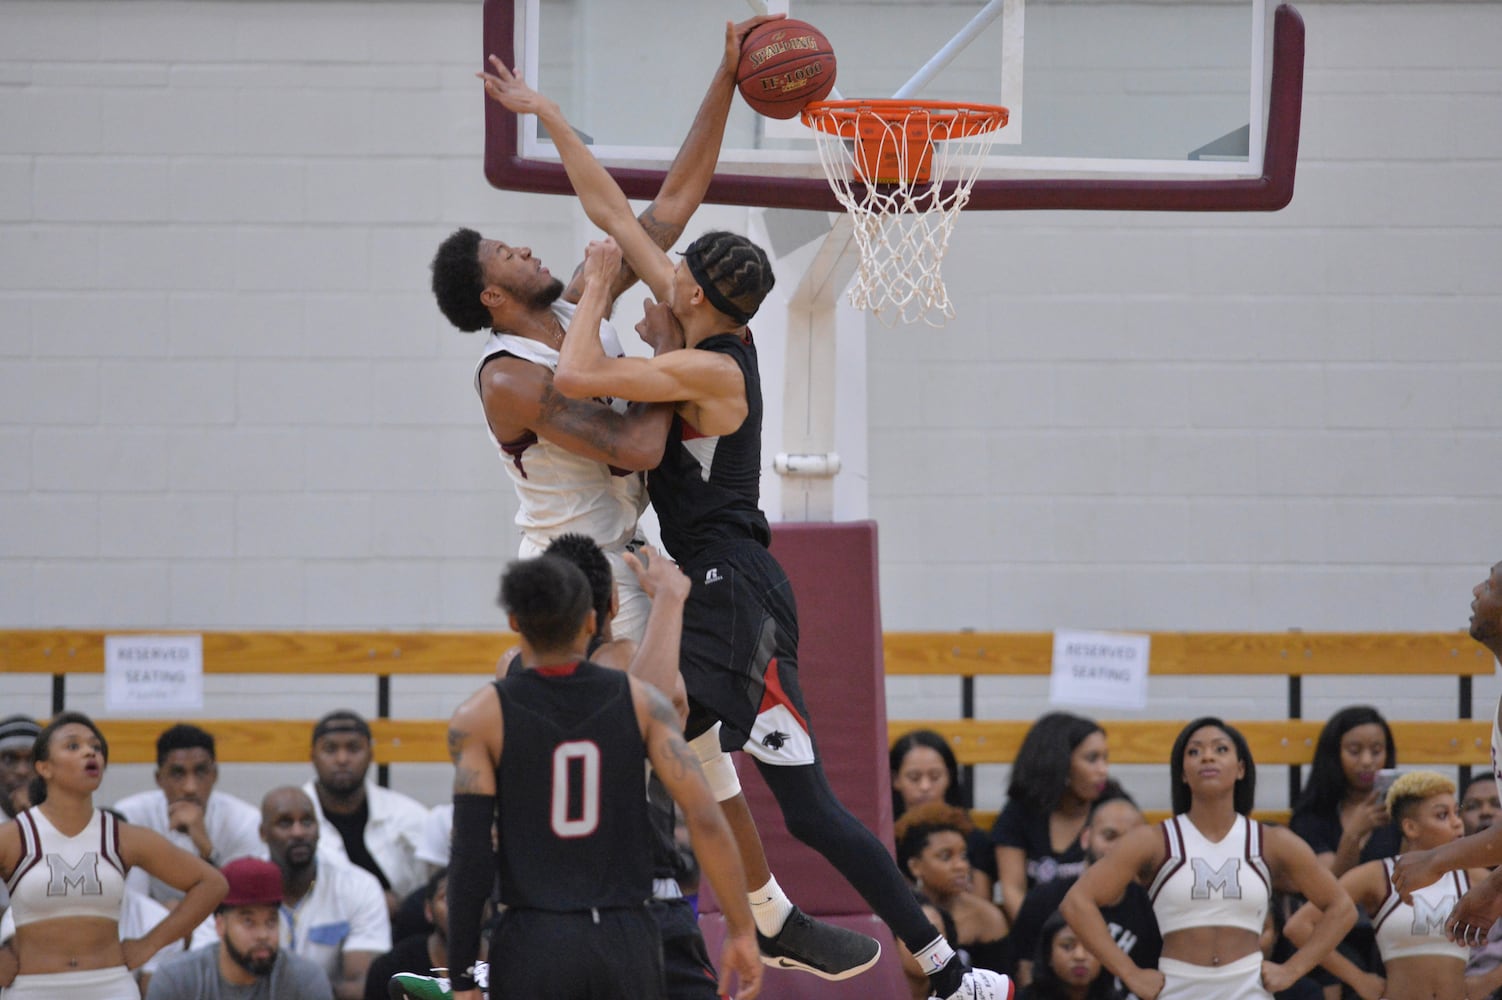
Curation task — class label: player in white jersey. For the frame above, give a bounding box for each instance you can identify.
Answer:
[1063,717,1355,1000]
[0,712,226,1000]
[431,15,781,644]
[1393,562,1502,947]
[1287,770,1499,1000]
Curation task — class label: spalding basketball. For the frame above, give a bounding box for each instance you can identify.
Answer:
[737,19,837,120]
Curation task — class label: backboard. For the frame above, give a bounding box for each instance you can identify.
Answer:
[482,0,1304,212]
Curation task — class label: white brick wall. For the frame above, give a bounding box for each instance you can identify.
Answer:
[1,2,1498,813]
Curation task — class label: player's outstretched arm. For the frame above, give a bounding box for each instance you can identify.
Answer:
[565,15,786,306]
[554,240,745,412]
[622,544,692,724]
[634,680,761,999]
[478,57,675,302]
[445,689,502,1000]
[1393,822,1502,899]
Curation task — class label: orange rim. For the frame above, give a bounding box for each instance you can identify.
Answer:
[801,99,1009,139]
[802,99,1009,185]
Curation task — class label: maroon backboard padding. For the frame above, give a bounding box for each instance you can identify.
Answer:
[695,521,894,916]
[692,520,909,997]
[483,1,1304,212]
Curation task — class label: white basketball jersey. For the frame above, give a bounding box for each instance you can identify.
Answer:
[474,299,647,555]
[1374,858,1470,963]
[4,807,127,927]
[1148,814,1270,936]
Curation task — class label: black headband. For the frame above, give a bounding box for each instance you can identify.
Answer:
[681,248,755,326]
[312,714,371,744]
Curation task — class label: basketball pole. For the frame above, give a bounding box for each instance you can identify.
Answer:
[767,210,861,523]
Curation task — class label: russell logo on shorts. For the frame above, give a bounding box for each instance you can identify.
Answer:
[705,567,723,584]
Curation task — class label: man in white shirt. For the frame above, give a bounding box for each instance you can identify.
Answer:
[303,711,428,913]
[116,723,264,905]
[262,785,392,1000]
[414,804,452,878]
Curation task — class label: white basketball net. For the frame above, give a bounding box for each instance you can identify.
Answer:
[803,101,1008,327]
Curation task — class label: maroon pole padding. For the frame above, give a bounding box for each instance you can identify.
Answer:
[484,0,1304,212]
[694,520,908,998]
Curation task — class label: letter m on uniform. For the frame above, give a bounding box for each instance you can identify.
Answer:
[1189,857,1242,899]
[45,852,103,896]
[1411,895,1454,936]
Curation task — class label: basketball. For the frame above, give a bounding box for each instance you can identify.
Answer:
[736,19,837,120]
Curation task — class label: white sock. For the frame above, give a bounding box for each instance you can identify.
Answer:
[748,875,796,937]
[915,933,956,976]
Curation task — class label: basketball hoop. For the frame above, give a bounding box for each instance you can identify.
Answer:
[801,99,1008,327]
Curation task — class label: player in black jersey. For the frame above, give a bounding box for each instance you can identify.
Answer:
[444,555,760,1000]
[519,533,722,1000]
[477,60,1015,1000]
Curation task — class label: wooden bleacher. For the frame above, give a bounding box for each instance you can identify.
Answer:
[1,628,1493,824]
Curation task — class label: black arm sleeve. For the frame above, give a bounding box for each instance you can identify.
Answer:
[447,792,498,993]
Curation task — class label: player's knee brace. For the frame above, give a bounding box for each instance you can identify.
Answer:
[689,724,741,802]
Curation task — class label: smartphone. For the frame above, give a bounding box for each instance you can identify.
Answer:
[1373,768,1402,802]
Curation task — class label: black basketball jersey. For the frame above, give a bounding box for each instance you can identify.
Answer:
[502,645,681,881]
[492,661,653,911]
[648,331,771,561]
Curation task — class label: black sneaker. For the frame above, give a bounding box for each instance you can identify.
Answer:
[756,906,882,981]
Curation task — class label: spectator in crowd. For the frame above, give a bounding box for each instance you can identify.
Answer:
[0,717,39,821]
[0,715,39,918]
[891,728,997,899]
[897,802,1012,976]
[1285,770,1498,1000]
[115,723,263,905]
[1010,794,1160,992]
[415,804,451,878]
[1018,912,1124,1000]
[261,785,391,1000]
[304,711,428,912]
[0,711,226,1000]
[1063,717,1355,1000]
[365,869,448,1000]
[145,857,332,1000]
[992,712,1116,922]
[1460,773,1500,839]
[1290,706,1402,876]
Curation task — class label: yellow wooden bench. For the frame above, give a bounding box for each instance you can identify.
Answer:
[3,628,1493,824]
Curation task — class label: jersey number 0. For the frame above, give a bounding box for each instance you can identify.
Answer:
[550,740,602,838]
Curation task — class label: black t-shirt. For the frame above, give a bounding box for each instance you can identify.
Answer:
[1288,808,1401,863]
[324,797,390,891]
[364,934,434,1000]
[990,802,1087,891]
[1011,875,1160,982]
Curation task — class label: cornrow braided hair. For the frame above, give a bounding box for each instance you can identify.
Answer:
[683,231,776,324]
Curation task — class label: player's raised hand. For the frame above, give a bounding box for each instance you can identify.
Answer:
[582,238,623,286]
[723,12,787,71]
[622,545,689,605]
[476,54,556,117]
[635,299,685,355]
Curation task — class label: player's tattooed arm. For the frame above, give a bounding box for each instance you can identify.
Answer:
[563,204,685,306]
[642,685,701,784]
[448,692,501,797]
[530,380,669,472]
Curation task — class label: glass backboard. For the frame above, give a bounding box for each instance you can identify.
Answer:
[481,0,1304,212]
